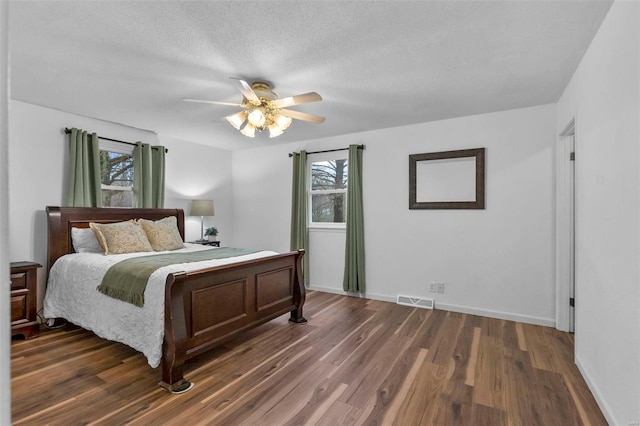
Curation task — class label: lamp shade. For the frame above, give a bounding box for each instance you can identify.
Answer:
[240,123,256,138]
[226,111,247,130]
[190,199,215,217]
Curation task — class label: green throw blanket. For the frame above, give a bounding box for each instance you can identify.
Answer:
[97,247,260,307]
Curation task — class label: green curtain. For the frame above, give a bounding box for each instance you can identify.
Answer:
[290,150,309,284]
[133,142,166,208]
[343,144,365,292]
[66,128,101,207]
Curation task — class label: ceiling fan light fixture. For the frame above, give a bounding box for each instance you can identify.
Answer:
[240,122,256,138]
[226,111,247,130]
[274,114,293,131]
[184,79,322,139]
[268,123,284,138]
[247,108,266,127]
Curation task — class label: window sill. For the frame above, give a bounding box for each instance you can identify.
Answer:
[309,225,346,233]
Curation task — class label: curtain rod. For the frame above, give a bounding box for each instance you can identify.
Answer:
[64,128,168,153]
[288,144,365,157]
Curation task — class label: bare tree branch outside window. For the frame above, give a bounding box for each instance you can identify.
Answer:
[100,151,134,207]
[311,159,348,223]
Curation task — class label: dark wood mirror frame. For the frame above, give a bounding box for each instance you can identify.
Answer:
[409,147,485,210]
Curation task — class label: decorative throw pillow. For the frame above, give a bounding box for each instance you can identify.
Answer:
[71,227,103,253]
[138,216,184,251]
[89,220,154,255]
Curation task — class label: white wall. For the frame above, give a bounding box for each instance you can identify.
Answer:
[1,1,11,423]
[233,104,557,326]
[8,101,233,309]
[159,134,233,244]
[556,1,640,424]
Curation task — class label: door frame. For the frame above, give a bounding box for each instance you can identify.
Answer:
[1,1,10,422]
[556,118,576,332]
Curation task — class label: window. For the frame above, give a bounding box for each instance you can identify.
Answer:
[309,153,348,227]
[99,141,134,207]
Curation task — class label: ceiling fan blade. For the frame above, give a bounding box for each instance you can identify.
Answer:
[271,92,322,108]
[182,98,243,107]
[229,77,261,105]
[279,109,325,124]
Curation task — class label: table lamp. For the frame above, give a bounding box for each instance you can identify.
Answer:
[190,199,215,242]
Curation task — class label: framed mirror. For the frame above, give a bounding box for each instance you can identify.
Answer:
[409,148,485,209]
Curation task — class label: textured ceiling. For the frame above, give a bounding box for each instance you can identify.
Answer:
[9,1,612,151]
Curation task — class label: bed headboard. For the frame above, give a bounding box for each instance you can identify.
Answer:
[46,206,186,272]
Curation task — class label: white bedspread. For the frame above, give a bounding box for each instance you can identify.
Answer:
[43,244,277,368]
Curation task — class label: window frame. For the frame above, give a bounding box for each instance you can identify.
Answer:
[308,151,348,230]
[99,140,134,208]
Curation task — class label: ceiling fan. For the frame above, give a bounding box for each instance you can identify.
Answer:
[183,78,325,138]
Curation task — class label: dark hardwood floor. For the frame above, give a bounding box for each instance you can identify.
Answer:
[11,290,606,425]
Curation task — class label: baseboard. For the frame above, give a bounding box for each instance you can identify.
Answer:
[435,302,555,327]
[575,354,616,426]
[307,285,396,303]
[307,285,555,327]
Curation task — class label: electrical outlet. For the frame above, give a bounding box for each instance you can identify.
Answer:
[429,283,436,292]
[436,283,445,293]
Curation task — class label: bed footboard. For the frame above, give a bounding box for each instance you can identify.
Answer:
[159,249,306,393]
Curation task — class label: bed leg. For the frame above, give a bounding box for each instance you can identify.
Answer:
[159,379,194,394]
[161,272,193,394]
[290,249,307,324]
[289,308,307,324]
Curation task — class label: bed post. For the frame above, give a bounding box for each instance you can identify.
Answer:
[45,206,66,278]
[159,272,193,394]
[289,249,307,324]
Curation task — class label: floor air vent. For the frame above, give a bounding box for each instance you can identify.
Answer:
[396,295,434,310]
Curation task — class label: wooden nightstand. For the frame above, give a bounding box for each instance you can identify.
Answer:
[10,261,41,339]
[190,240,221,247]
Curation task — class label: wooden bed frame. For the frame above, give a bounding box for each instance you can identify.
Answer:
[46,206,306,393]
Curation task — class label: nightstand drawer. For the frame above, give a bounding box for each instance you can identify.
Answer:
[10,261,41,339]
[10,271,26,290]
[11,289,28,323]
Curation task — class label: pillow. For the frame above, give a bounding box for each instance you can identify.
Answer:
[138,216,184,251]
[89,220,154,255]
[71,227,103,253]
